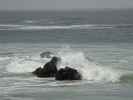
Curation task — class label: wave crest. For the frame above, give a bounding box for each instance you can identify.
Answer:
[5,48,132,83]
[0,24,113,31]
[57,49,122,82]
[1,24,133,31]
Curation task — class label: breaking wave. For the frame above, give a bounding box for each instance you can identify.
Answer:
[5,47,133,83]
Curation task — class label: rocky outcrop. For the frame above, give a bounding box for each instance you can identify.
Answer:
[55,67,82,80]
[32,56,59,77]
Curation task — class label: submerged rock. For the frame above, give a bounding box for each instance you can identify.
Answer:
[55,67,82,80]
[33,56,59,77]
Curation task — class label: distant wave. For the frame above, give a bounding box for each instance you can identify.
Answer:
[0,24,25,30]
[23,20,37,24]
[0,52,14,57]
[0,24,113,31]
[0,24,133,31]
[0,24,24,27]
[114,24,133,28]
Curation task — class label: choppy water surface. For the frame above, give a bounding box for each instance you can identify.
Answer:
[0,10,133,100]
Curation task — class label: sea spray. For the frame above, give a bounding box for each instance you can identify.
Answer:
[6,47,124,82]
[57,48,122,82]
[6,56,48,73]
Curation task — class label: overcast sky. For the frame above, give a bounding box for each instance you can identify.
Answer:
[0,0,133,10]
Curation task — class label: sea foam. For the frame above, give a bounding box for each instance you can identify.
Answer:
[57,49,122,82]
[5,48,126,83]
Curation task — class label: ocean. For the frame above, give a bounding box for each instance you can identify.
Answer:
[0,10,133,100]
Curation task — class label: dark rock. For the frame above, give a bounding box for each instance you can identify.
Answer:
[32,67,45,77]
[32,56,59,77]
[55,67,82,80]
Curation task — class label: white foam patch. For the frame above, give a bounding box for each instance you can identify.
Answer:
[6,57,43,73]
[5,47,125,83]
[0,57,10,61]
[57,49,122,82]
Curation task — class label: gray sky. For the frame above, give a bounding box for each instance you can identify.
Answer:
[0,0,133,10]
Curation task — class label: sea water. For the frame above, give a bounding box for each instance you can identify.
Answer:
[0,10,133,100]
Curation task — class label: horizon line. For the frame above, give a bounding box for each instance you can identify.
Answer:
[0,8,133,12]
